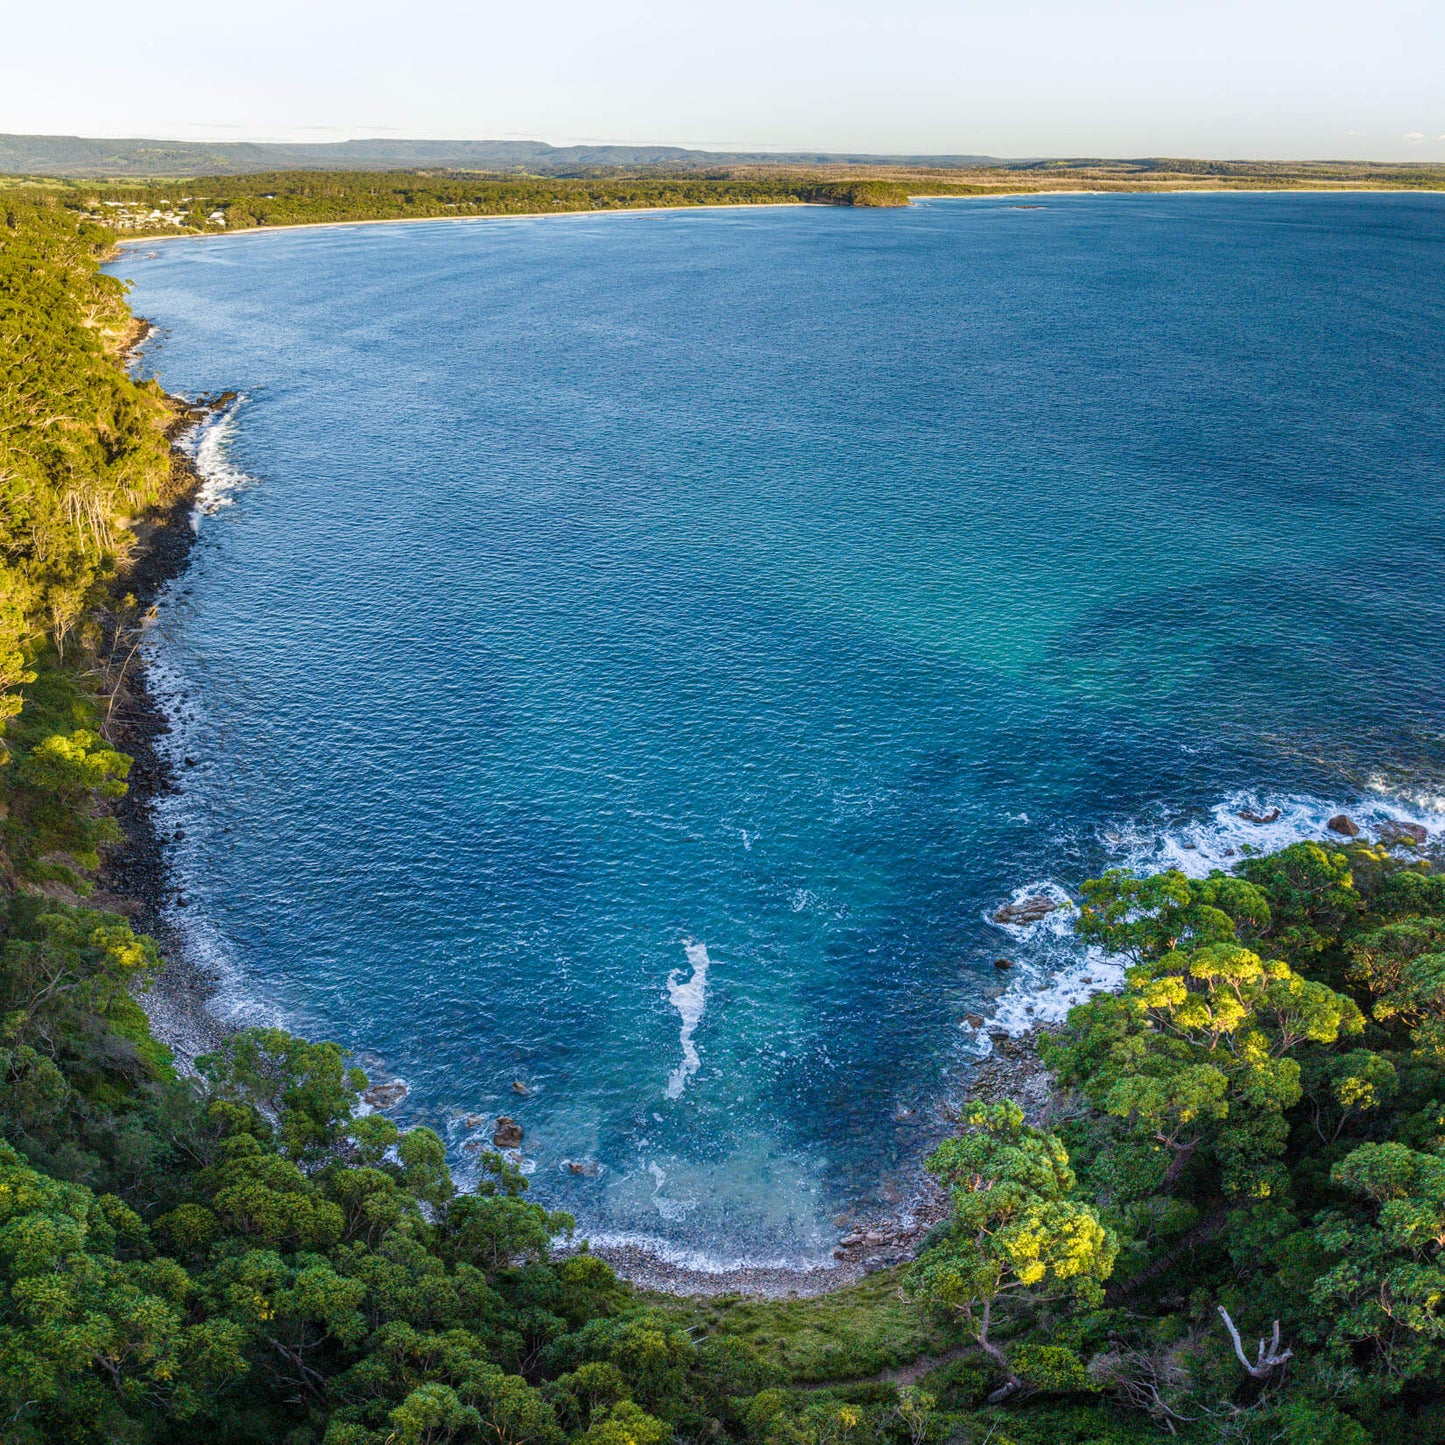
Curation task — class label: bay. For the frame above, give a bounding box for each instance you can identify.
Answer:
[112,193,1445,1263]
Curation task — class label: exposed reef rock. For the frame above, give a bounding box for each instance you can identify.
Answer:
[992,895,1059,925]
[1238,807,1281,824]
[363,1080,409,1109]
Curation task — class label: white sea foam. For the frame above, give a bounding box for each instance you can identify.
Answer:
[647,1161,695,1221]
[138,649,264,1032]
[976,881,1124,1039]
[1101,788,1445,880]
[664,940,710,1099]
[980,785,1444,1043]
[575,1229,835,1275]
[177,399,255,527]
[133,401,279,1046]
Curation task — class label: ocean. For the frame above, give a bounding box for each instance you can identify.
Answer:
[111,192,1445,1267]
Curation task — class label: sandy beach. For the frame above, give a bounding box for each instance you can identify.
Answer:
[107,182,1417,252]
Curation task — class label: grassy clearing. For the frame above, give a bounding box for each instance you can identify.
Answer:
[651,1269,963,1385]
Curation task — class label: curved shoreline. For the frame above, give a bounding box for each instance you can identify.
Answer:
[108,183,1437,250]
[102,211,1440,1298]
[94,356,1049,1301]
[575,1030,1059,1298]
[112,199,822,248]
[97,395,961,1296]
[95,385,918,1299]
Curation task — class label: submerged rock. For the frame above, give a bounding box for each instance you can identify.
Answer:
[1327,814,1360,838]
[562,1158,602,1177]
[993,895,1058,925]
[512,1081,531,1096]
[993,957,1015,970]
[364,1080,408,1109]
[493,1116,523,1148]
[964,1013,985,1029]
[1238,807,1281,824]
[1377,819,1427,846]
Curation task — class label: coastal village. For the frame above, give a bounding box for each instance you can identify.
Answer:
[80,197,228,229]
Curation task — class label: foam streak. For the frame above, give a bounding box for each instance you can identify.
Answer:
[664,940,710,1100]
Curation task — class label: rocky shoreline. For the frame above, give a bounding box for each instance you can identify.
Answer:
[98,384,237,1068]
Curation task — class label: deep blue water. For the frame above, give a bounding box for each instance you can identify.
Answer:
[112,193,1445,1265]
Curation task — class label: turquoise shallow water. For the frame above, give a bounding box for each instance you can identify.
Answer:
[112,193,1445,1265]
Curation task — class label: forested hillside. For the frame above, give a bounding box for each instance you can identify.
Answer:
[1,196,1443,1443]
[0,134,1012,177]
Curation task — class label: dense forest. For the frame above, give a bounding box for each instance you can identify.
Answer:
[60,173,920,235]
[3,195,1445,1443]
[0,156,1434,238]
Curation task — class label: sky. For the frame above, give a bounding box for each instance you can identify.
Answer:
[3,0,1443,161]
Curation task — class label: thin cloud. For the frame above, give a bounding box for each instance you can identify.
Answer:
[1403,131,1425,141]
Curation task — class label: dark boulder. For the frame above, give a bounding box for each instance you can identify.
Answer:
[1327,814,1360,838]
[493,1116,524,1148]
[364,1080,409,1109]
[993,895,1058,925]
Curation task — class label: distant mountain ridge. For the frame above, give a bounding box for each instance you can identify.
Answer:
[0,133,1008,177]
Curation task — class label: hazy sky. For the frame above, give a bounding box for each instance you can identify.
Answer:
[4,0,1442,160]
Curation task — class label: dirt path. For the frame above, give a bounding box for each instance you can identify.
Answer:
[878,1345,973,1387]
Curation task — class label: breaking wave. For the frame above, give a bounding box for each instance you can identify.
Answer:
[178,398,255,525]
